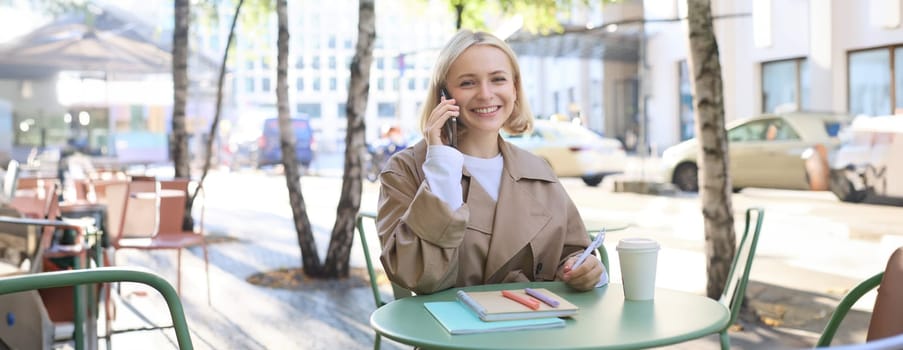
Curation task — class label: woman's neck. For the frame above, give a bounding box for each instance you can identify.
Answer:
[457,131,500,159]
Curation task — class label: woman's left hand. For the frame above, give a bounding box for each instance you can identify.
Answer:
[559,256,604,292]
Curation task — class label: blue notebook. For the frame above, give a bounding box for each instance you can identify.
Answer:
[424,301,565,335]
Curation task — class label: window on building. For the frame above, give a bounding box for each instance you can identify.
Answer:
[329,77,337,91]
[377,77,385,91]
[297,103,322,118]
[761,58,809,113]
[849,47,894,116]
[678,60,694,140]
[296,77,304,91]
[329,56,336,69]
[313,78,321,91]
[328,35,336,49]
[245,77,254,93]
[377,57,385,69]
[245,60,254,70]
[262,77,271,92]
[338,103,347,118]
[378,102,397,117]
[896,47,903,113]
[344,39,352,49]
[312,56,321,69]
[408,78,416,90]
[392,78,399,91]
[261,58,270,70]
[422,78,429,90]
[295,57,304,69]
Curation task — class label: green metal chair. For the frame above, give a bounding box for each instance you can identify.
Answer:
[816,272,884,348]
[356,210,416,350]
[717,207,765,350]
[0,267,194,349]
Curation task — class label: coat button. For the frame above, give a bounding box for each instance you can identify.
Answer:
[535,263,543,275]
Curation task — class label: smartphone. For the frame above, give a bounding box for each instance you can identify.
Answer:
[440,88,457,148]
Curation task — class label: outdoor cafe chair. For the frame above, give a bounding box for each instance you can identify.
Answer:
[104,178,210,304]
[0,185,112,350]
[815,272,884,348]
[356,210,414,350]
[716,207,765,350]
[0,267,194,349]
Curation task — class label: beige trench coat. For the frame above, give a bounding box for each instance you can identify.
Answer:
[377,138,591,295]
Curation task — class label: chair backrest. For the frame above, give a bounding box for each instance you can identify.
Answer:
[158,179,190,234]
[121,180,160,238]
[719,207,765,328]
[102,182,129,246]
[0,267,193,349]
[3,159,19,200]
[816,272,884,348]
[355,211,412,308]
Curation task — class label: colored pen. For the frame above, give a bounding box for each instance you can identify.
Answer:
[501,290,540,310]
[525,288,559,308]
[456,290,486,316]
[572,228,606,269]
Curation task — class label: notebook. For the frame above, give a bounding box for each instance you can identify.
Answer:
[456,288,579,321]
[424,301,565,335]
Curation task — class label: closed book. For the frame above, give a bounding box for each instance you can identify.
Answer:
[456,288,579,321]
[424,301,565,335]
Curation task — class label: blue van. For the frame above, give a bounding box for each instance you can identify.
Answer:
[258,117,315,168]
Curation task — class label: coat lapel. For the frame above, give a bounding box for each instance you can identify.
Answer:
[482,140,555,280]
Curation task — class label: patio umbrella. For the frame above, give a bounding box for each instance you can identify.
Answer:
[0,20,171,78]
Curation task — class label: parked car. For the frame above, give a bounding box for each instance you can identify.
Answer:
[661,111,851,192]
[257,117,316,168]
[828,115,903,204]
[501,119,626,186]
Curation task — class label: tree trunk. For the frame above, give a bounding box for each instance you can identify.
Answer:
[321,0,375,278]
[171,0,191,179]
[686,0,736,300]
[190,0,245,224]
[454,3,464,30]
[277,0,322,275]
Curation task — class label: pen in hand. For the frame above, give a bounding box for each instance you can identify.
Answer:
[571,229,606,270]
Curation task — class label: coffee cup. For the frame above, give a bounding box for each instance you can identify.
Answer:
[616,238,660,301]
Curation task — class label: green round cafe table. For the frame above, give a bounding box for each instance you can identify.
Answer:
[370,281,729,350]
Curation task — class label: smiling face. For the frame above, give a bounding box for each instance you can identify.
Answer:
[445,45,517,139]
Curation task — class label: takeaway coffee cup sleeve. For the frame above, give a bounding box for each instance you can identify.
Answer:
[616,238,660,301]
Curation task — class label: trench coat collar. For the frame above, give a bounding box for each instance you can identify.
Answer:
[483,138,558,280]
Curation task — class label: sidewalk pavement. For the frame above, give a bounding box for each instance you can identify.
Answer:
[89,170,870,350]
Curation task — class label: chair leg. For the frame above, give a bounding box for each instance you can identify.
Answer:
[720,330,730,350]
[177,249,183,296]
[374,333,381,350]
[203,241,211,306]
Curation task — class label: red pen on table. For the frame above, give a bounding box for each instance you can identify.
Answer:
[501,290,540,310]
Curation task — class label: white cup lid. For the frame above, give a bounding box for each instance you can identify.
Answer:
[616,237,660,251]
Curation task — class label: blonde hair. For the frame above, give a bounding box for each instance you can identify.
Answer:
[419,30,533,136]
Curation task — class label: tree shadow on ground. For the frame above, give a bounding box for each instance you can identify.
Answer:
[246,267,375,291]
[743,280,871,346]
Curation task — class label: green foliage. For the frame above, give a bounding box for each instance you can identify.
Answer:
[445,0,613,35]
[195,0,274,68]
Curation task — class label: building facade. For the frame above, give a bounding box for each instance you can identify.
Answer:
[644,0,903,152]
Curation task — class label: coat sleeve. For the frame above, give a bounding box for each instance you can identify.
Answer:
[376,155,470,295]
[555,188,592,276]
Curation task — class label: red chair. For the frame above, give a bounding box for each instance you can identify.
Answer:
[106,179,210,304]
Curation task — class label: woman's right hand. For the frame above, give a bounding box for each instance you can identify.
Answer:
[425,95,459,146]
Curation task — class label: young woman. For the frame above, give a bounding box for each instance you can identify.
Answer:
[376,30,604,295]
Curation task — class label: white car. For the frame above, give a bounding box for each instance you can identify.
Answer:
[502,120,626,186]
